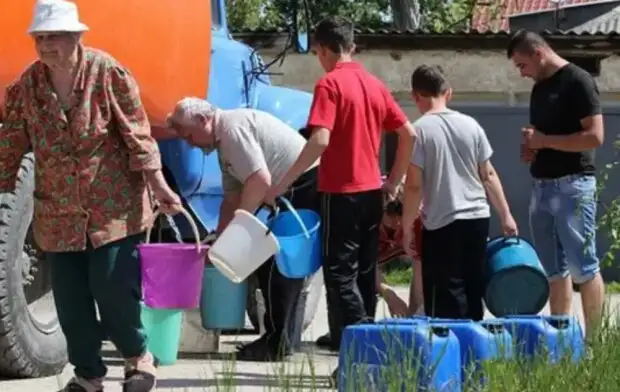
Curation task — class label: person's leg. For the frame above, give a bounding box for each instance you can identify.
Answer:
[555,175,604,339]
[420,221,468,319]
[241,168,319,360]
[321,192,366,349]
[87,234,155,392]
[357,190,383,320]
[462,218,490,321]
[529,181,572,315]
[411,259,424,314]
[242,257,304,360]
[49,251,106,392]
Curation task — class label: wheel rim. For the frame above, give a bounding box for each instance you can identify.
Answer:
[21,226,59,334]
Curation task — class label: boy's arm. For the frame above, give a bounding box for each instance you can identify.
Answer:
[270,83,335,197]
[401,158,424,241]
[386,123,416,195]
[383,90,416,193]
[477,127,518,235]
[479,160,511,221]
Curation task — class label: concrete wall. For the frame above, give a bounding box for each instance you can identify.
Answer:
[260,49,620,98]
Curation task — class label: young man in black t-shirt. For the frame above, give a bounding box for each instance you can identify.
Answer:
[507,30,605,339]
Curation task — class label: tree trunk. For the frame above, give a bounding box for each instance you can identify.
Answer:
[391,0,421,30]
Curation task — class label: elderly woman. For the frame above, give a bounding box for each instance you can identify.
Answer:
[0,1,182,391]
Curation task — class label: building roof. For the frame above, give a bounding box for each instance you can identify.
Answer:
[472,0,607,32]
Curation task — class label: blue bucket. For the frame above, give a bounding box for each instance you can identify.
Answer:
[485,236,549,317]
[269,197,321,279]
[200,265,248,330]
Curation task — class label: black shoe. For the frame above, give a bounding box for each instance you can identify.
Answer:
[236,336,292,362]
[122,369,156,392]
[316,333,339,351]
[60,378,103,392]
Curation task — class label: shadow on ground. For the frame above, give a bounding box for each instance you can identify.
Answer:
[107,371,333,389]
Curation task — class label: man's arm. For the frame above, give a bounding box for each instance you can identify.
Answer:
[273,83,336,194]
[221,128,271,213]
[542,115,604,152]
[0,84,31,192]
[543,74,604,152]
[216,190,241,235]
[239,169,271,212]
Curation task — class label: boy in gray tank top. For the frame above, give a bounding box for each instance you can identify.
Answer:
[401,65,517,320]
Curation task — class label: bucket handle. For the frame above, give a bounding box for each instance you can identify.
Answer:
[145,208,202,252]
[486,235,521,260]
[264,197,311,239]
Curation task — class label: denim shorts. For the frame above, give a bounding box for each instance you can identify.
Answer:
[528,174,600,284]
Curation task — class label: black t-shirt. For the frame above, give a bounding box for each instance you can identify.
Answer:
[529,63,602,179]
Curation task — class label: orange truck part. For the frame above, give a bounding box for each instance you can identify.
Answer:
[0,0,212,126]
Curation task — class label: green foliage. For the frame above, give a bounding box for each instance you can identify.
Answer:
[225,0,283,30]
[224,0,502,32]
[597,138,620,269]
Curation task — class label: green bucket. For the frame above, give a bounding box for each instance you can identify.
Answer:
[140,303,183,365]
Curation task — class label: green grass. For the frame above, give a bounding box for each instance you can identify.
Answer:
[381,255,413,286]
[383,266,412,286]
[209,312,620,392]
[383,262,620,293]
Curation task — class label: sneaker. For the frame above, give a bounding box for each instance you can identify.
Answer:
[60,377,103,392]
[122,353,156,392]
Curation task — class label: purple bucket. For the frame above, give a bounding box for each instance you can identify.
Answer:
[138,209,207,309]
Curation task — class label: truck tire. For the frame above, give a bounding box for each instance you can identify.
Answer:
[0,153,68,378]
[246,268,324,334]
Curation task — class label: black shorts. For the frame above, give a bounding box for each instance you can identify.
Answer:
[421,218,489,321]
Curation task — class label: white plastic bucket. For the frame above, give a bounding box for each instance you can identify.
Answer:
[208,209,280,283]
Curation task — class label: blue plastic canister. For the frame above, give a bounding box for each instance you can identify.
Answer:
[378,316,431,325]
[430,319,513,384]
[200,265,248,330]
[338,323,462,392]
[485,236,549,316]
[502,315,585,363]
[269,197,321,279]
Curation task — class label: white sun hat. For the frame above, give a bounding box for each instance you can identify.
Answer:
[27,0,89,34]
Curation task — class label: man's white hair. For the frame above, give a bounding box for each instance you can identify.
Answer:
[173,97,218,124]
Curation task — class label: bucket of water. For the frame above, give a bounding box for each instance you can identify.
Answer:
[485,236,549,316]
[200,264,248,330]
[140,303,183,365]
[208,208,279,283]
[138,208,207,309]
[270,197,321,279]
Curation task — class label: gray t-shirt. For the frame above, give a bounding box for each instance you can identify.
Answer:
[214,108,317,193]
[411,109,493,230]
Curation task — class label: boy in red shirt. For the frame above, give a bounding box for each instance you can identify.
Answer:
[314,187,424,350]
[268,16,416,355]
